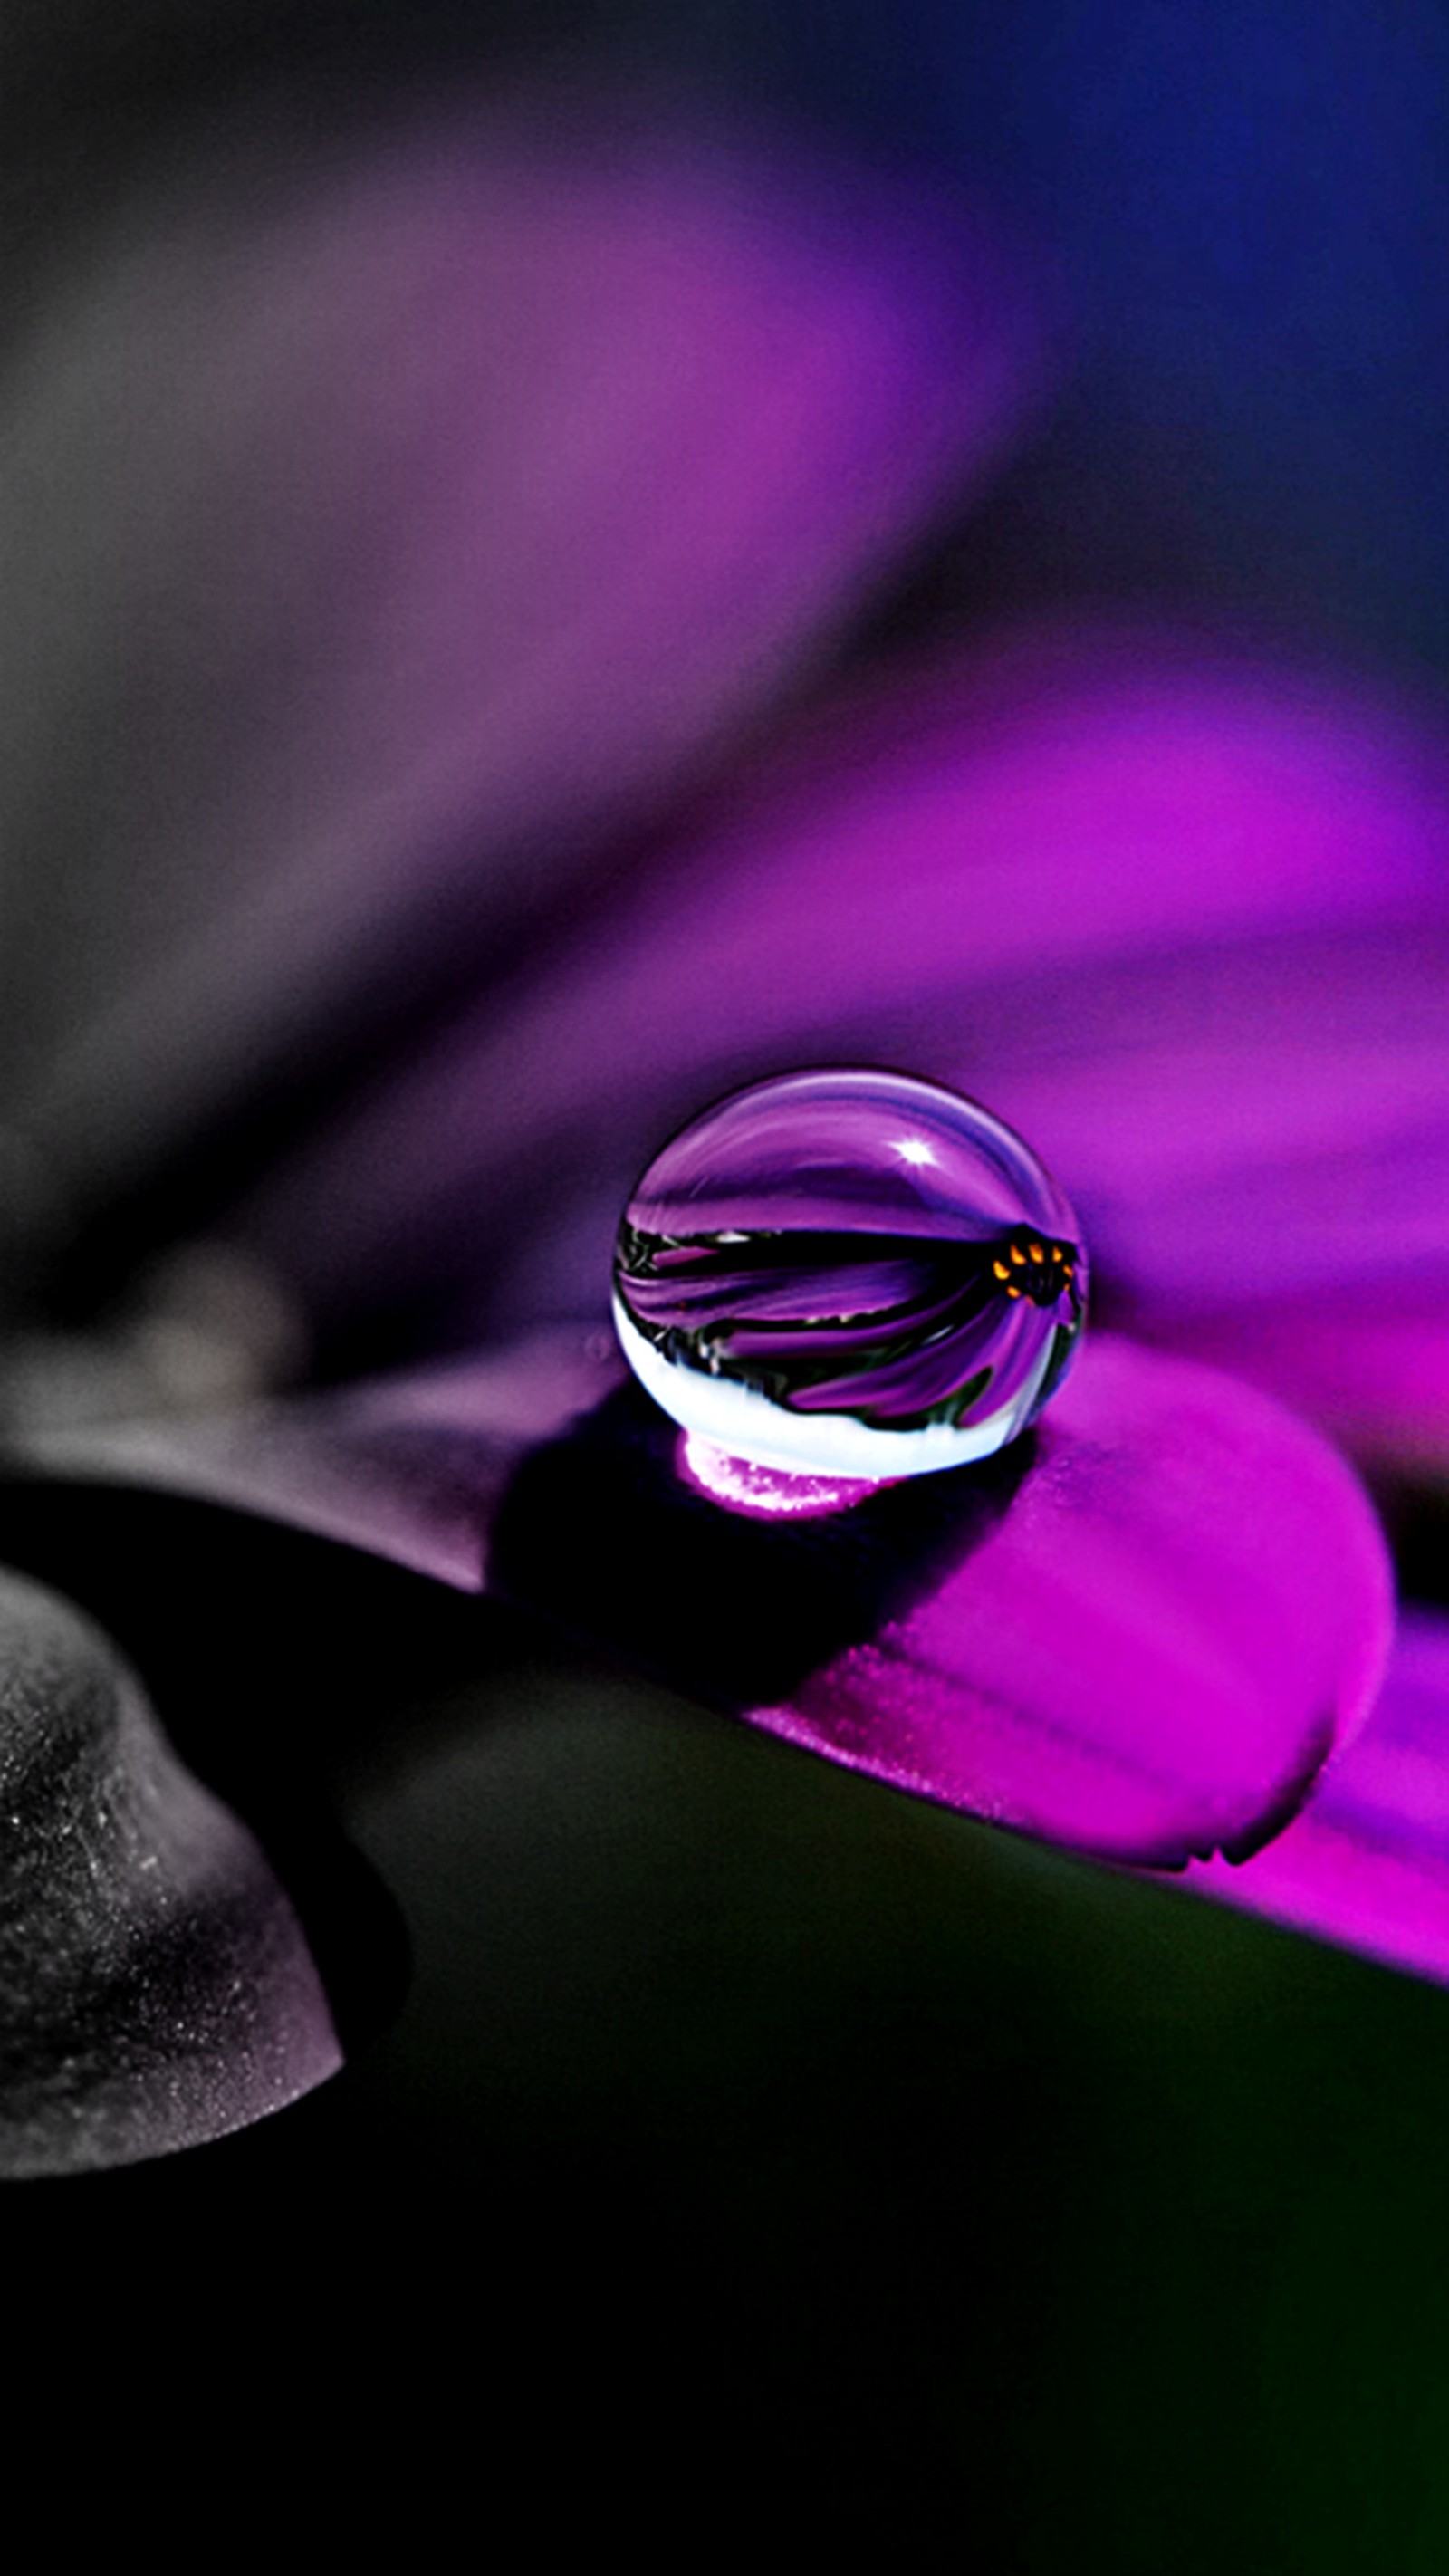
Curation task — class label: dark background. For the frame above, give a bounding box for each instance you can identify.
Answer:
[7,5,1449,2562]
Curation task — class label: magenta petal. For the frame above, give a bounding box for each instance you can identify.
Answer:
[0,1567,341,2175]
[0,103,1041,1235]
[745,1337,1392,1866]
[1187,1613,1449,1988]
[3,1332,1391,1872]
[239,623,1449,1331]
[1139,1295,1449,1480]
[979,926,1449,1307]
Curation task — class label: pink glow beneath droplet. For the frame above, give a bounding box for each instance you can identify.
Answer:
[678,1430,887,1519]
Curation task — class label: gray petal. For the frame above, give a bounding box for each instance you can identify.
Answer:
[0,1565,340,2175]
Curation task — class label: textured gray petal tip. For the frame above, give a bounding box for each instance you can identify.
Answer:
[0,1567,341,2177]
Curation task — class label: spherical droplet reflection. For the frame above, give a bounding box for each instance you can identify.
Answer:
[613,1069,1088,1486]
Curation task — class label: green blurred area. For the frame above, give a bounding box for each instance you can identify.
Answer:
[8,1620,1449,2562]
[343,1660,1449,2562]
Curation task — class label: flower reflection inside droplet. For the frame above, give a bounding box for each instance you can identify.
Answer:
[614,1068,1088,1484]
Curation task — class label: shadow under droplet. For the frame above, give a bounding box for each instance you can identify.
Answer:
[490,1379,1035,1708]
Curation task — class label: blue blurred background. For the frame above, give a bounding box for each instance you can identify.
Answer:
[13,0,1449,670]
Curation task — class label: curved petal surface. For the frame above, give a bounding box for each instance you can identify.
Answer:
[745,1337,1392,1867]
[1137,1296,1449,1484]
[7,1332,1392,1874]
[0,1566,341,2176]
[1188,1611,1449,1986]
[5,1327,620,1590]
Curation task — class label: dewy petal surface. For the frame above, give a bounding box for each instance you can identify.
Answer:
[8,1334,1393,1874]
[1187,1612,1449,1986]
[0,97,1041,1245]
[0,1565,341,2175]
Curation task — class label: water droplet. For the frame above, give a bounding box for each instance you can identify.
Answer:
[613,1069,1088,1485]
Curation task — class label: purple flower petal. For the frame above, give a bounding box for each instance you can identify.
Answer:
[955,929,1449,1279]
[1142,1294,1449,1480]
[0,1565,341,2175]
[0,101,1042,1247]
[1186,1612,1449,1987]
[744,1336,1392,1867]
[9,1332,1392,1872]
[7,1328,619,1590]
[235,623,1449,1341]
